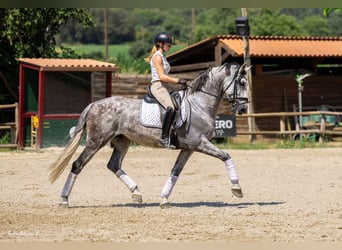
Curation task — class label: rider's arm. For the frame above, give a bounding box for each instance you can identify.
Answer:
[153,54,180,84]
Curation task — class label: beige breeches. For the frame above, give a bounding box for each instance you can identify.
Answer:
[150,81,174,110]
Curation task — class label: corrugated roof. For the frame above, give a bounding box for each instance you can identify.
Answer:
[17,58,118,72]
[168,35,342,67]
[218,35,342,58]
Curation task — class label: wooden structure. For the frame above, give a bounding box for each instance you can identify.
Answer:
[167,35,342,139]
[237,110,342,143]
[17,58,118,149]
[0,103,18,148]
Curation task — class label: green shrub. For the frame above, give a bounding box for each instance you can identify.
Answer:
[0,132,10,144]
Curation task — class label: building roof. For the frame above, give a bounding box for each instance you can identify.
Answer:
[167,35,342,72]
[219,35,342,58]
[17,58,118,72]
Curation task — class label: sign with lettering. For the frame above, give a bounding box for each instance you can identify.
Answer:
[214,114,236,137]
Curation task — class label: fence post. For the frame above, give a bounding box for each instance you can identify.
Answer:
[280,116,285,138]
[319,115,326,143]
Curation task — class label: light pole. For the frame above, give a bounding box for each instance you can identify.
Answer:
[235,9,256,143]
[295,73,311,130]
[103,8,108,62]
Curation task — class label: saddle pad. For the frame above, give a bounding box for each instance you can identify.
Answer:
[140,92,187,129]
[140,102,163,128]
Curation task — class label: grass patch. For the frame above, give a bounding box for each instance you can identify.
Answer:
[0,132,10,144]
[212,138,269,150]
[66,43,130,59]
[64,43,185,61]
[61,43,187,73]
[211,136,342,150]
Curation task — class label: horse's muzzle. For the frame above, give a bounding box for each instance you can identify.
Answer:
[232,98,248,114]
[237,107,247,115]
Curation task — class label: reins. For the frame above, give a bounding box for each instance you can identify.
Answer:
[185,64,250,113]
[187,64,247,100]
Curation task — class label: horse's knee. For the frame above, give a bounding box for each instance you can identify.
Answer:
[71,160,83,175]
[171,167,183,177]
[107,159,120,174]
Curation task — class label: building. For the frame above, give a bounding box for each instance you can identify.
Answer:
[167,35,342,136]
[17,58,118,148]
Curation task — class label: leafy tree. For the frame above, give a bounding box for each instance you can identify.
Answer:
[323,8,342,36]
[280,8,323,20]
[0,8,93,104]
[250,9,305,36]
[323,8,342,17]
[190,8,239,43]
[326,14,342,36]
[302,16,331,36]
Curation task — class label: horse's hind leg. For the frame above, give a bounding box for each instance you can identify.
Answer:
[60,141,105,207]
[160,149,193,208]
[107,135,142,203]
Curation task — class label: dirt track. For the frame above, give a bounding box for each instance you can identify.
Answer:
[0,146,341,242]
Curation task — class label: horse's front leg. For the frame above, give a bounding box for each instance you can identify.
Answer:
[160,149,193,209]
[196,138,243,198]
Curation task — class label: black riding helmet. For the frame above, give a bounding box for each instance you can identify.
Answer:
[154,32,176,45]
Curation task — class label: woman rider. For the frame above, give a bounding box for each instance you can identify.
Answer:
[145,32,187,148]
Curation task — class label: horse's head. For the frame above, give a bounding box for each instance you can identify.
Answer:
[222,62,251,115]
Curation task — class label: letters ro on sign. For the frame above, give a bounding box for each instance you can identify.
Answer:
[214,114,236,137]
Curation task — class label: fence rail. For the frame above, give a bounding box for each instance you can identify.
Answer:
[0,103,18,148]
[1,103,341,148]
[237,111,342,143]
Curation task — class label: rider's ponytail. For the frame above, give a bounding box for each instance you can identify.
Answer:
[144,46,158,63]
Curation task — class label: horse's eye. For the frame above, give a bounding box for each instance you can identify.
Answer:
[240,77,247,86]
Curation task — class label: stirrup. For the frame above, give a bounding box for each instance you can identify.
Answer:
[160,137,176,149]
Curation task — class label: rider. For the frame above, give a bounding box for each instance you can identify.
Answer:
[145,31,187,148]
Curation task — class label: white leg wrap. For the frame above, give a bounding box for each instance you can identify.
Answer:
[161,175,178,198]
[225,158,239,184]
[115,169,137,192]
[61,172,77,198]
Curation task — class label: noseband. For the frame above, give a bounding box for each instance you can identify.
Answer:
[226,75,249,110]
[222,67,249,112]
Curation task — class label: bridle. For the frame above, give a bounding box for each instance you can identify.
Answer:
[187,64,249,108]
[224,72,250,111]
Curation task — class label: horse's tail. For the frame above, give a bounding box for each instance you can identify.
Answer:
[48,103,93,183]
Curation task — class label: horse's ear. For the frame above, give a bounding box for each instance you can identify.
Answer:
[245,65,252,72]
[238,62,247,74]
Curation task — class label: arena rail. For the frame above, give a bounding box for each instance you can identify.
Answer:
[237,111,342,143]
[0,103,18,148]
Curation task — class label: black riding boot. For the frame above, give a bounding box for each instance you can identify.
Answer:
[160,106,175,149]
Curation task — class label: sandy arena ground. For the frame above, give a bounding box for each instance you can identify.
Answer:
[0,146,341,242]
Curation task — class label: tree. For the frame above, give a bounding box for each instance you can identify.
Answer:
[190,8,239,43]
[250,9,305,36]
[323,8,341,17]
[302,16,331,36]
[0,8,93,104]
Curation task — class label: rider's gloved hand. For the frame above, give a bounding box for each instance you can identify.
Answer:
[177,78,187,86]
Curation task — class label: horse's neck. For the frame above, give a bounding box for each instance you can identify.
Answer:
[187,88,222,117]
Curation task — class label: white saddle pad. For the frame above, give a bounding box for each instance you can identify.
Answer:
[140,91,187,129]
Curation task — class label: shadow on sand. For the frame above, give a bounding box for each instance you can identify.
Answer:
[68,201,285,209]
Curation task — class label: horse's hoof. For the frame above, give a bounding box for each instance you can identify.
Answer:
[160,198,172,209]
[231,184,243,198]
[131,190,143,203]
[59,197,69,208]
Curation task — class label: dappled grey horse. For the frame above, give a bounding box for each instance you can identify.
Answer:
[49,62,250,208]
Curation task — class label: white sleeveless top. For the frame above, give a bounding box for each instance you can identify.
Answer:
[150,50,170,83]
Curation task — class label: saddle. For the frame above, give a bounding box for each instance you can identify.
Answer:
[140,86,187,131]
[143,86,182,111]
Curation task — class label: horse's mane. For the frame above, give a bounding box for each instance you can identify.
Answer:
[189,68,211,94]
[189,62,239,94]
